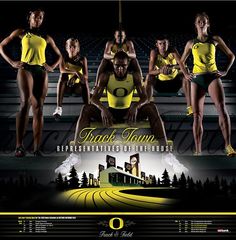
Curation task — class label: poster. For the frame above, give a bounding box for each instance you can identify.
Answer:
[0,0,236,239]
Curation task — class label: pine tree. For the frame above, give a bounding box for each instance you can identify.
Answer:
[221,178,229,195]
[68,166,79,189]
[56,173,64,190]
[179,172,187,189]
[81,172,88,188]
[64,176,68,189]
[161,169,170,187]
[172,174,178,187]
[214,175,220,194]
[157,178,161,186]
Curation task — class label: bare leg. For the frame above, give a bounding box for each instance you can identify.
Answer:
[73,104,101,143]
[57,74,67,107]
[138,103,167,145]
[74,82,90,104]
[145,74,156,102]
[31,70,48,152]
[208,78,231,147]
[191,82,206,153]
[16,69,33,148]
[182,76,191,107]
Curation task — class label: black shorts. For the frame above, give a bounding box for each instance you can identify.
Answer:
[90,105,149,124]
[191,72,217,92]
[154,74,183,93]
[22,63,46,81]
[108,107,129,123]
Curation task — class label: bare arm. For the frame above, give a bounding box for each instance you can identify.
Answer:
[91,73,113,127]
[172,48,193,81]
[0,29,24,68]
[181,40,193,65]
[103,41,114,60]
[214,35,235,75]
[91,73,109,111]
[148,49,159,75]
[46,35,62,71]
[126,72,148,124]
[126,40,136,59]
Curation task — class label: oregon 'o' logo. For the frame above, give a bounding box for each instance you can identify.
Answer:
[109,217,124,230]
[113,88,128,97]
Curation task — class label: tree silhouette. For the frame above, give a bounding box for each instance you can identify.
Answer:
[68,166,79,189]
[64,176,68,189]
[81,172,88,188]
[161,169,170,187]
[56,173,64,190]
[172,174,178,187]
[221,178,229,195]
[157,178,161,186]
[179,173,187,189]
[203,178,211,194]
[213,176,220,194]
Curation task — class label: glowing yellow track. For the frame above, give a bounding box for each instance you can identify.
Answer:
[59,187,177,210]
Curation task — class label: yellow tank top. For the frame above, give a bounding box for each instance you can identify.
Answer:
[65,61,83,84]
[111,42,128,56]
[21,32,47,66]
[192,37,217,74]
[107,74,134,109]
[155,52,178,81]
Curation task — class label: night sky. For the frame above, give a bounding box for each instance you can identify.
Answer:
[0,1,236,37]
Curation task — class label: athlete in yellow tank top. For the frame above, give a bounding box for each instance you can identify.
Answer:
[93,29,142,88]
[145,35,192,116]
[181,12,236,156]
[0,9,62,157]
[21,31,47,66]
[106,73,134,109]
[53,38,89,119]
[191,37,217,74]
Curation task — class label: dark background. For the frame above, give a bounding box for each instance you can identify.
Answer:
[0,1,236,37]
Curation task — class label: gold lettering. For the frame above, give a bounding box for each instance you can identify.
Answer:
[78,127,116,144]
[122,128,157,143]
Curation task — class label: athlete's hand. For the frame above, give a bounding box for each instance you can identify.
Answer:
[74,71,85,84]
[160,65,172,75]
[101,108,113,128]
[215,70,227,78]
[67,75,77,87]
[11,61,24,69]
[43,63,54,72]
[184,73,194,81]
[126,104,138,126]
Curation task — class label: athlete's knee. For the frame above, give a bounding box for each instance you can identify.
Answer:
[19,98,31,111]
[31,98,44,113]
[80,104,94,119]
[193,111,203,122]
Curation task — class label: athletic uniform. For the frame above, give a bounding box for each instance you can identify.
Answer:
[21,30,47,80]
[63,55,84,84]
[153,48,182,93]
[106,73,134,122]
[191,36,218,91]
